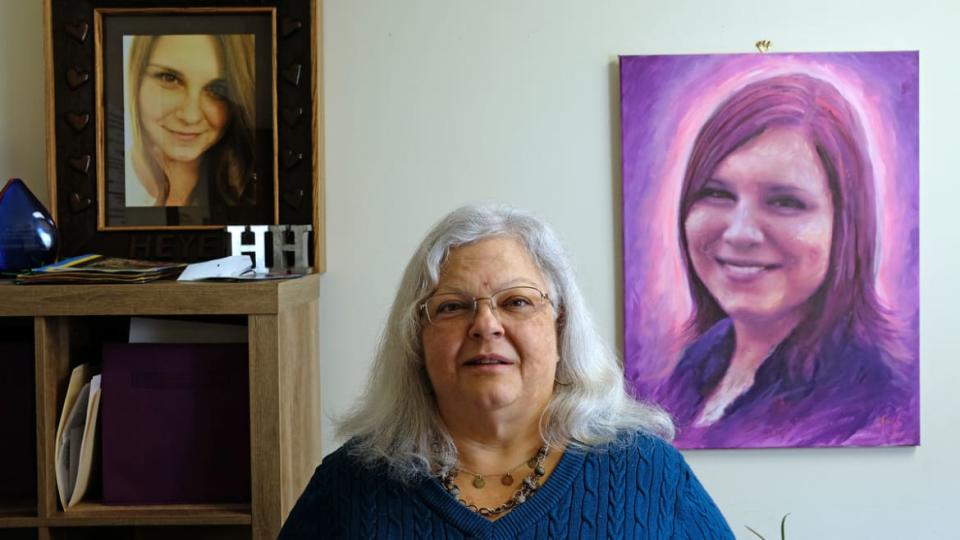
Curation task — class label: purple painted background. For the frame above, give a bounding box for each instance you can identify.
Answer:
[620,51,919,448]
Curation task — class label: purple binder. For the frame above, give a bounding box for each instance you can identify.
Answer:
[101,343,250,504]
[0,341,37,501]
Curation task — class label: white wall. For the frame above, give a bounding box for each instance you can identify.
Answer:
[6,0,959,538]
[0,0,46,201]
[320,3,957,537]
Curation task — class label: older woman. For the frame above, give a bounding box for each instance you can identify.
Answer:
[279,205,733,538]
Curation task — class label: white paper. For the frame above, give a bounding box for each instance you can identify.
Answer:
[55,364,91,509]
[58,381,90,507]
[176,255,253,281]
[68,375,101,508]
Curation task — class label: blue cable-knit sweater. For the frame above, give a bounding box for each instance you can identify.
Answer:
[278,432,733,539]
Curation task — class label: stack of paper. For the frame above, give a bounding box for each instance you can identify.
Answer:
[55,364,102,509]
[16,254,186,284]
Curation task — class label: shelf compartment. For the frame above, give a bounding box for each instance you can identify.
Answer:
[46,503,251,527]
[0,502,40,528]
[4,275,321,539]
[0,500,36,516]
[0,527,38,539]
[48,524,251,540]
[0,319,38,511]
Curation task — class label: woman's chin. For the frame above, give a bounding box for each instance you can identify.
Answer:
[157,141,210,163]
[162,150,204,163]
[457,387,521,412]
[724,304,805,329]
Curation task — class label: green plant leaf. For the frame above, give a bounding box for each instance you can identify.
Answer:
[744,525,766,540]
[780,513,790,540]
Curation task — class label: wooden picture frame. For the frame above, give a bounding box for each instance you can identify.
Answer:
[97,8,278,231]
[44,0,323,270]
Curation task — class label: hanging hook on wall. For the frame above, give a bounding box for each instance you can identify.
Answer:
[755,40,772,53]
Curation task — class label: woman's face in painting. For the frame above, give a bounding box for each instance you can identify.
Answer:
[138,35,230,164]
[684,126,834,326]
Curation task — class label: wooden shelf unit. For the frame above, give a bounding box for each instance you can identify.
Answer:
[0,275,321,540]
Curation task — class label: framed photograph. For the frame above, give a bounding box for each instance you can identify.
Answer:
[99,9,276,229]
[44,0,323,268]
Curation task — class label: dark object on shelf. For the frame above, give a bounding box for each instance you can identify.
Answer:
[0,341,37,501]
[0,178,59,274]
[101,343,251,505]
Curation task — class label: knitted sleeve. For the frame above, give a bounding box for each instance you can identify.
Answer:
[675,454,735,540]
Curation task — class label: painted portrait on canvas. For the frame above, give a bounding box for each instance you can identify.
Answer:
[620,52,919,449]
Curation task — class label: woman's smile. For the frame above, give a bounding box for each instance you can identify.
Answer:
[712,255,782,282]
[166,127,206,141]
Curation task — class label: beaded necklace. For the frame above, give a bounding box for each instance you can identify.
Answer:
[439,445,548,517]
[456,453,534,489]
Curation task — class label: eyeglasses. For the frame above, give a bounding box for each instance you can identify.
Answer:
[419,286,552,327]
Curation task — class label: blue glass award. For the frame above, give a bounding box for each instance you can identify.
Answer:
[0,178,59,273]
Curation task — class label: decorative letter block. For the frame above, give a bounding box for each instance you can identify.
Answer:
[227,225,269,273]
[269,225,312,274]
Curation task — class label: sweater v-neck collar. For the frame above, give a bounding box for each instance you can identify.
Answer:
[415,447,587,538]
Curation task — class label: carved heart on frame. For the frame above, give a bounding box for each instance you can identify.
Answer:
[280,17,302,38]
[283,149,303,169]
[68,154,92,174]
[66,67,89,90]
[282,107,303,128]
[64,21,89,43]
[283,188,305,209]
[65,112,90,132]
[281,64,302,87]
[69,192,92,212]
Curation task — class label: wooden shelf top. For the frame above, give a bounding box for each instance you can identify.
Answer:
[0,273,320,316]
[46,502,252,527]
[0,502,37,528]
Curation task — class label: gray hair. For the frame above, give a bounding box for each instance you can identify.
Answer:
[337,204,674,482]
